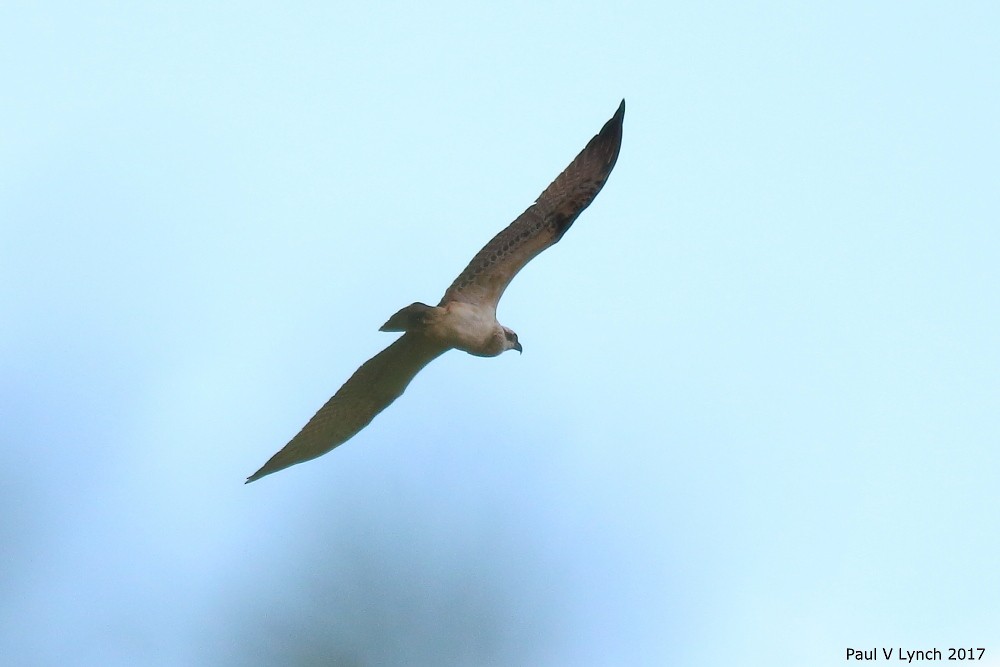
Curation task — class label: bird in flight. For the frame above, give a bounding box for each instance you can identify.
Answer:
[247,100,625,483]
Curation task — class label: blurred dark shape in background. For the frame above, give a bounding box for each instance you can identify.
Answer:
[207,496,554,666]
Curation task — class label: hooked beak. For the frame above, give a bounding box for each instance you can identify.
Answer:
[514,341,523,354]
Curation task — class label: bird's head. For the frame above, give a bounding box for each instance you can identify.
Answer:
[502,326,523,354]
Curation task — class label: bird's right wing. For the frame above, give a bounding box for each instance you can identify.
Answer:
[246,333,448,482]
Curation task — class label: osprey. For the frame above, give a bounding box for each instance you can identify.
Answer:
[247,100,625,482]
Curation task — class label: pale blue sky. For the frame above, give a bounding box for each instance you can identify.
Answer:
[2,2,999,665]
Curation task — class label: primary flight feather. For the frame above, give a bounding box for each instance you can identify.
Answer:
[247,100,625,483]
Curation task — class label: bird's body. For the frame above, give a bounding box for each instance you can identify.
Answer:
[424,302,510,357]
[381,300,509,357]
[247,100,625,483]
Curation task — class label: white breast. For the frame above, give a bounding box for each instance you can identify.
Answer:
[429,301,504,356]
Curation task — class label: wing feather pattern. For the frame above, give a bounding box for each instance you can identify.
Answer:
[441,100,625,308]
[246,334,447,482]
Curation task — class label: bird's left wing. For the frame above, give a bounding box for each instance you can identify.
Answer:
[440,100,624,309]
[246,333,448,482]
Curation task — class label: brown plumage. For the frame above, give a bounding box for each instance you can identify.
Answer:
[247,100,624,483]
[442,99,625,308]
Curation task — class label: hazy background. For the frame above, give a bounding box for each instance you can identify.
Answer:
[2,2,998,665]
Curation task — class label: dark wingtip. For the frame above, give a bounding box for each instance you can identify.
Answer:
[607,99,625,129]
[596,99,625,146]
[594,99,625,169]
[245,464,271,484]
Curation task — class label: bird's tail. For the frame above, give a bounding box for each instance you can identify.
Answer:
[379,302,436,332]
